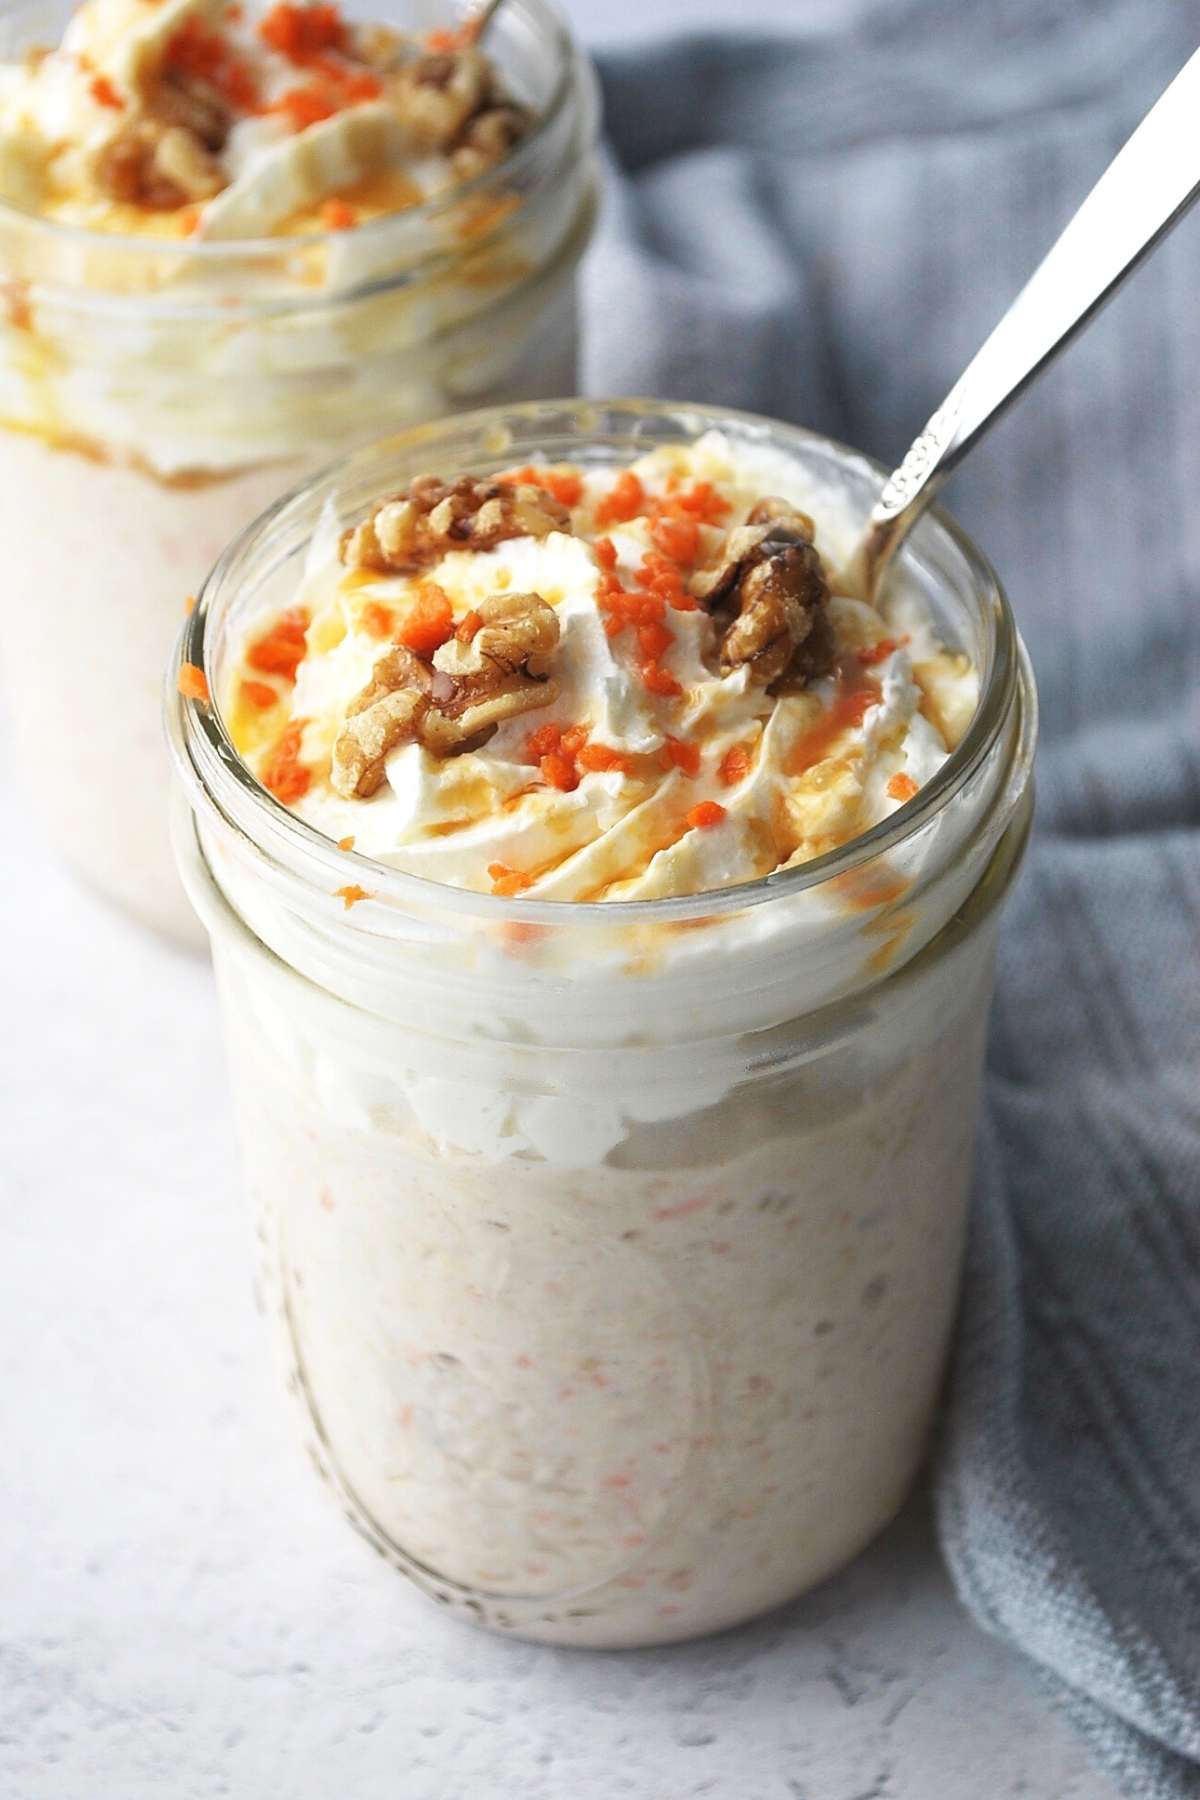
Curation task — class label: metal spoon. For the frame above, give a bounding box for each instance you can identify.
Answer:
[848,43,1200,600]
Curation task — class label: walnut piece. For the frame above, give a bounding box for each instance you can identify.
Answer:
[341,474,571,574]
[152,125,224,200]
[150,73,231,152]
[692,498,833,688]
[329,593,559,796]
[93,114,224,209]
[330,645,432,799]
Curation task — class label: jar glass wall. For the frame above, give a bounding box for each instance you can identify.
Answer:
[0,0,598,942]
[168,401,1037,1647]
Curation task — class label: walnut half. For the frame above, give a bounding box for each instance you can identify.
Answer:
[692,497,833,688]
[341,474,572,575]
[329,593,559,797]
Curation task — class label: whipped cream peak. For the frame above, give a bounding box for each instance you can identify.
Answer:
[221,431,980,903]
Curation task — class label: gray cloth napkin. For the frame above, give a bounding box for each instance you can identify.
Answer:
[581,5,1200,1793]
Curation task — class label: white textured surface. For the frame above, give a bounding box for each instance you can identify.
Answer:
[0,768,1119,1800]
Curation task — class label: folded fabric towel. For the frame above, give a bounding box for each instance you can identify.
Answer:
[582,6,1200,1793]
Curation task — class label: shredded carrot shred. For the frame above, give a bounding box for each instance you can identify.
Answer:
[398,583,454,656]
[335,883,370,909]
[360,600,395,639]
[261,720,311,803]
[577,742,632,775]
[320,196,357,231]
[539,750,578,792]
[177,663,210,703]
[183,594,197,614]
[488,862,532,896]
[336,834,356,851]
[594,536,617,573]
[887,772,919,803]
[719,743,752,786]
[525,722,563,761]
[506,464,584,508]
[641,661,682,698]
[240,678,279,710]
[425,21,476,51]
[594,469,645,527]
[247,606,309,681]
[637,619,673,663]
[650,512,699,565]
[456,609,484,643]
[686,800,726,829]
[89,73,124,109]
[661,735,700,777]
[272,83,336,128]
[857,638,898,668]
[259,1,346,58]
[559,724,590,758]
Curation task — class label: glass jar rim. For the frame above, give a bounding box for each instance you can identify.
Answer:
[0,0,583,303]
[168,396,1034,929]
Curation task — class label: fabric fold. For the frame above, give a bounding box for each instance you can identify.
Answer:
[586,15,1200,1795]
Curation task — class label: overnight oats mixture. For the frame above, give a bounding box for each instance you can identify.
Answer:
[223,431,978,896]
[166,422,1031,1648]
[0,0,595,937]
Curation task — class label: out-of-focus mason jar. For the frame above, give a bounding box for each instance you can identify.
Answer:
[168,400,1037,1647]
[0,0,597,942]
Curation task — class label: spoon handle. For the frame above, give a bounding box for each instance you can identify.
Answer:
[859,42,1200,594]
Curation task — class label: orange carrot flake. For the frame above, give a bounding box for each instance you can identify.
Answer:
[89,73,124,109]
[525,722,563,761]
[177,662,210,703]
[456,609,484,643]
[637,619,673,663]
[661,735,700,777]
[719,743,752,787]
[594,469,645,527]
[540,751,578,792]
[240,678,279,710]
[319,197,357,231]
[247,606,309,681]
[857,638,898,668]
[183,593,197,614]
[887,772,919,803]
[398,584,454,656]
[687,801,726,830]
[577,742,631,775]
[594,536,618,573]
[261,720,311,803]
[650,512,699,565]
[641,661,682,698]
[259,1,345,59]
[507,464,583,508]
[272,82,336,128]
[335,883,370,909]
[336,834,356,851]
[559,724,590,758]
[360,600,395,639]
[488,862,532,897]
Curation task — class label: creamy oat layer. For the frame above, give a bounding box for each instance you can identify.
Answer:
[220,431,979,902]
[0,0,528,239]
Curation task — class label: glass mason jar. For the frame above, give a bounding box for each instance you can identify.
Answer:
[0,0,597,944]
[168,400,1037,1648]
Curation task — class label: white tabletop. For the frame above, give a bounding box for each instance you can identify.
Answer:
[0,4,1117,1792]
